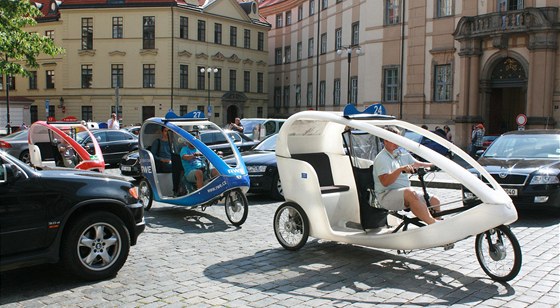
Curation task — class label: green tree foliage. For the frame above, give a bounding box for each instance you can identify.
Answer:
[0,0,64,77]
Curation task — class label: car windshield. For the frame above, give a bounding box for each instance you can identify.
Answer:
[254,134,277,151]
[240,119,264,135]
[483,134,560,159]
[76,131,91,144]
[2,130,28,140]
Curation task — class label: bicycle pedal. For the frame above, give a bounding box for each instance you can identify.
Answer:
[443,243,455,250]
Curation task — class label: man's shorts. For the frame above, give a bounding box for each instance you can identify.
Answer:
[185,169,203,182]
[377,188,408,211]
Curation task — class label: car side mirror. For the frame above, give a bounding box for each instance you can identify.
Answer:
[0,164,7,183]
[2,163,21,184]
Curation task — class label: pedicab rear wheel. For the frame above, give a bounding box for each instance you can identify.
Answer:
[224,189,248,226]
[475,224,522,282]
[138,179,153,211]
[273,202,309,251]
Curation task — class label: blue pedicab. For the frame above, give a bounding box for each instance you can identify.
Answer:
[137,111,250,226]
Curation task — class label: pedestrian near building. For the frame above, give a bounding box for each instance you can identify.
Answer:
[443,125,452,142]
[470,124,485,157]
[107,113,120,130]
[229,117,244,133]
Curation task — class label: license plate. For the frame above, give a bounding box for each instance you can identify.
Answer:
[504,188,517,196]
[121,166,131,171]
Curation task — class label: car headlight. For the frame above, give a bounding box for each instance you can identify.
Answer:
[246,165,267,173]
[530,173,560,185]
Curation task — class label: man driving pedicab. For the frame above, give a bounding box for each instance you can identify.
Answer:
[179,137,219,192]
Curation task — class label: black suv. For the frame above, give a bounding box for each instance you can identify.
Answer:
[0,150,145,280]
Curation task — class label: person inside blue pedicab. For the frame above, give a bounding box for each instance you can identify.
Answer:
[150,127,173,173]
[179,138,219,191]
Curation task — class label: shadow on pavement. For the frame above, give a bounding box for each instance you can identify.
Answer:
[203,241,513,306]
[143,203,235,233]
[513,208,560,227]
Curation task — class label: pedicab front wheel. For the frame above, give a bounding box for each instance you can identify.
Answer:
[475,224,522,282]
[138,179,153,211]
[273,202,309,251]
[224,189,248,227]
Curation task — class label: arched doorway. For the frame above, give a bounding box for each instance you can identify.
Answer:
[484,56,527,135]
[226,105,240,125]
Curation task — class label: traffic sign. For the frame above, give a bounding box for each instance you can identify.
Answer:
[515,113,527,126]
[45,99,50,113]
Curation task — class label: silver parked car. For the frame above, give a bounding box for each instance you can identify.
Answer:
[0,130,30,164]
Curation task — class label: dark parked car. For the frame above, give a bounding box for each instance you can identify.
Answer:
[224,134,283,200]
[0,129,30,164]
[119,130,257,179]
[78,129,138,166]
[0,150,145,280]
[465,129,560,210]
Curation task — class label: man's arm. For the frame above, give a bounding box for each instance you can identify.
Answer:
[378,165,411,187]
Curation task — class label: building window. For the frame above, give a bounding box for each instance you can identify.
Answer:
[82,106,93,122]
[286,11,292,25]
[306,82,313,107]
[335,28,342,50]
[309,0,315,16]
[214,23,222,44]
[230,26,237,47]
[179,105,189,116]
[350,76,358,105]
[383,67,399,103]
[198,20,206,42]
[180,17,188,39]
[274,87,281,108]
[283,86,290,107]
[257,106,263,117]
[297,42,302,61]
[0,75,3,90]
[244,71,251,92]
[295,84,301,106]
[257,72,264,93]
[143,64,155,88]
[298,5,303,21]
[81,18,93,50]
[112,64,123,88]
[8,76,15,90]
[436,0,453,17]
[351,22,359,45]
[257,32,264,51]
[30,106,38,123]
[197,66,205,90]
[45,30,54,40]
[229,70,237,91]
[48,106,55,118]
[284,46,291,63]
[46,70,55,89]
[320,33,327,54]
[81,64,93,88]
[319,80,326,106]
[498,0,524,11]
[321,0,328,10]
[180,64,188,89]
[308,38,314,58]
[333,78,341,106]
[385,0,400,25]
[214,68,222,91]
[143,16,155,49]
[275,48,282,65]
[29,71,37,90]
[434,64,452,102]
[112,17,123,38]
[276,13,283,28]
[244,29,251,49]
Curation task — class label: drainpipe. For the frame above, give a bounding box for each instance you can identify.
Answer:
[315,1,320,111]
[399,0,406,119]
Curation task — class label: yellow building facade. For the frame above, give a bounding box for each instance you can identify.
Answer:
[2,0,270,128]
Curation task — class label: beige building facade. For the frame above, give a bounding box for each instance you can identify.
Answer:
[2,0,270,128]
[260,0,560,148]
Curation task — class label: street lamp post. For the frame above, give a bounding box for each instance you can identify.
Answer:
[200,67,218,119]
[336,45,361,105]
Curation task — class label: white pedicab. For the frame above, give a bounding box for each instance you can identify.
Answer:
[273,105,521,281]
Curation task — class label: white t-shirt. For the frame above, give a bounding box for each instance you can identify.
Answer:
[108,118,120,130]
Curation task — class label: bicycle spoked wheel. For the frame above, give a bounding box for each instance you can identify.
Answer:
[475,225,522,281]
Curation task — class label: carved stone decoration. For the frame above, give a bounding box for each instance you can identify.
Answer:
[222,91,248,103]
[243,58,254,65]
[256,60,267,66]
[492,35,508,49]
[109,50,126,56]
[228,54,241,63]
[491,57,527,80]
[196,53,208,59]
[139,49,158,56]
[211,52,225,61]
[78,50,96,56]
[178,50,192,57]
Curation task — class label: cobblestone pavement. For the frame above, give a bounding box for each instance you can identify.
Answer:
[1,171,558,307]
